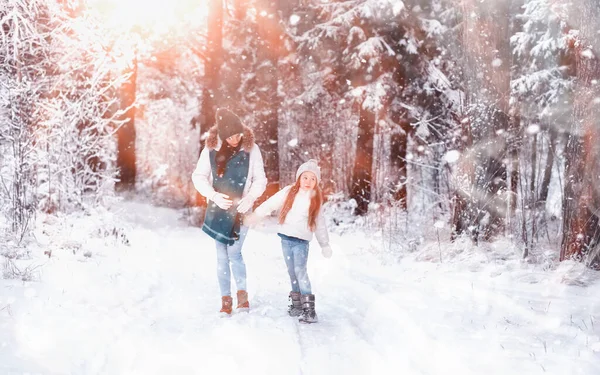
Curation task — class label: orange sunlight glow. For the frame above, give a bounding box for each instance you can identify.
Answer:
[90,0,208,37]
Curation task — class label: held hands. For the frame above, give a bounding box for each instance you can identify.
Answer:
[236,196,254,214]
[321,245,333,259]
[211,192,233,210]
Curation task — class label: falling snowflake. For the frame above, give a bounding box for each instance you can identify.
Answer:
[290,14,301,26]
[288,138,298,147]
[526,124,540,135]
[443,150,461,163]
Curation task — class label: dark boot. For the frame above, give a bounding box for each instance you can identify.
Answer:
[288,291,302,317]
[299,294,318,324]
[220,296,233,315]
[236,290,249,310]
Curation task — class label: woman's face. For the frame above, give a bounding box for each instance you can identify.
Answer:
[299,172,317,191]
[225,133,242,147]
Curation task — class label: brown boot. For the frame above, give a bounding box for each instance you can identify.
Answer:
[236,290,249,309]
[220,296,233,314]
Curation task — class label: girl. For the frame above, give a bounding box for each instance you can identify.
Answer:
[192,108,267,315]
[249,159,332,324]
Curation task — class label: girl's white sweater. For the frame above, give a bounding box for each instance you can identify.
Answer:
[254,186,329,248]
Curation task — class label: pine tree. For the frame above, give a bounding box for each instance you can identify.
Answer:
[452,0,512,241]
[560,0,600,268]
[282,0,455,214]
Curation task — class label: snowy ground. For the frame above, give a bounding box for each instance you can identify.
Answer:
[1,200,600,375]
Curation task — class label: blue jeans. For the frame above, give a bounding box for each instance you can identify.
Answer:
[216,225,249,296]
[280,234,312,295]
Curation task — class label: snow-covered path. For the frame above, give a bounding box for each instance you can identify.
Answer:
[1,201,600,375]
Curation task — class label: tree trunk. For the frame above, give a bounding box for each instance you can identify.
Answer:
[561,135,599,263]
[350,104,375,216]
[194,0,222,207]
[390,131,408,209]
[537,127,557,206]
[508,114,520,218]
[254,87,280,200]
[199,0,223,147]
[453,0,511,241]
[560,0,600,267]
[253,0,281,201]
[115,55,137,191]
[8,90,35,239]
[508,0,523,221]
[530,132,538,203]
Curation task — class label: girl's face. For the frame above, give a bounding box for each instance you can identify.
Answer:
[225,133,242,147]
[299,172,317,191]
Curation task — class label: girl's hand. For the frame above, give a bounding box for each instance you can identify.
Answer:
[321,245,333,259]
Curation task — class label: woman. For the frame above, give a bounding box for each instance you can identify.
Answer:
[192,108,267,315]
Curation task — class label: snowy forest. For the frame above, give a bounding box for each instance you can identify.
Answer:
[1,0,600,373]
[2,0,600,266]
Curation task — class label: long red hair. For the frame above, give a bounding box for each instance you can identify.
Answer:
[278,178,323,231]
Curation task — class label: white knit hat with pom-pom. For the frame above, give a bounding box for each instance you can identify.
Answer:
[295,159,321,183]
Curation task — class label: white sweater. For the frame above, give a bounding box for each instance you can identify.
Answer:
[254,186,330,248]
[191,143,267,203]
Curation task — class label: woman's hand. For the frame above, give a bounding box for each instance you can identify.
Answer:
[211,192,233,210]
[236,196,254,213]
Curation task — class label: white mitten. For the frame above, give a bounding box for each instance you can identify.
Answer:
[236,196,254,214]
[321,245,333,259]
[212,193,232,210]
